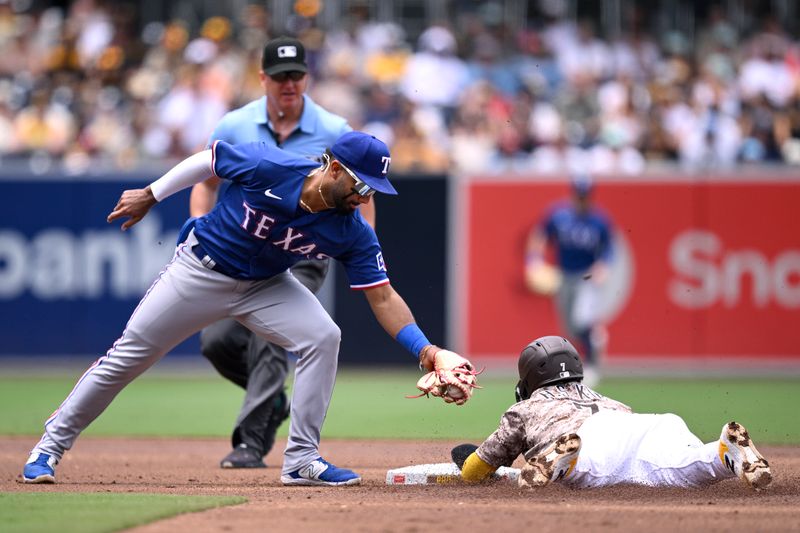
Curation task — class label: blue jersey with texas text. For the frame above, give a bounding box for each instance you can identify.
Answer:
[192,141,388,288]
[541,203,613,274]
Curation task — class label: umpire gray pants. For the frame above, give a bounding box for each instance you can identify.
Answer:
[200,259,329,455]
[32,242,342,475]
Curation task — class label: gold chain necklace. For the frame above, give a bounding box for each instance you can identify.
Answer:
[299,197,316,213]
[318,179,332,209]
[299,168,332,213]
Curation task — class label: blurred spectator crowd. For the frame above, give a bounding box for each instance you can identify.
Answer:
[1,0,800,176]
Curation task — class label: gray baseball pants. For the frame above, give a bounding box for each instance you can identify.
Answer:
[200,259,329,456]
[556,273,600,364]
[32,234,341,475]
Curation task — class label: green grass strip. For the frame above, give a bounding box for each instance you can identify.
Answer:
[0,370,797,444]
[0,492,245,533]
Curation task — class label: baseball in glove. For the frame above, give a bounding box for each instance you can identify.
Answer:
[525,261,562,296]
[407,349,482,405]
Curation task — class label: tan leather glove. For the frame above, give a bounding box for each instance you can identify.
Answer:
[408,349,481,405]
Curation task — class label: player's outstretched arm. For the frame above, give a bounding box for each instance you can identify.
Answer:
[363,284,480,404]
[107,150,214,231]
[363,283,417,345]
[525,227,548,265]
[107,186,158,231]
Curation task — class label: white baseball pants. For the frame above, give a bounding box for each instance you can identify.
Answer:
[566,411,734,488]
[32,238,341,475]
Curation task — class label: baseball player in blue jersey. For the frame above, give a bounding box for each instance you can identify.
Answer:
[525,175,613,386]
[22,131,478,487]
[188,36,374,469]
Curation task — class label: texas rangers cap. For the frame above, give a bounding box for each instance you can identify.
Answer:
[262,36,308,75]
[571,173,594,197]
[331,132,397,195]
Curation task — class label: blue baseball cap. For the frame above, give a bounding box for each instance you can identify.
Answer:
[331,131,397,195]
[571,173,594,197]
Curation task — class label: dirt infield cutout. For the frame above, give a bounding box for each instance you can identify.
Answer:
[3,437,799,532]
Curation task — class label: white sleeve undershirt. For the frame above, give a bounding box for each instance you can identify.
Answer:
[149,149,214,202]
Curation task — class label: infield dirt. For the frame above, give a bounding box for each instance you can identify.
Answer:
[3,437,799,532]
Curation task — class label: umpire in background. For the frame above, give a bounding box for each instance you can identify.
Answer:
[189,36,374,468]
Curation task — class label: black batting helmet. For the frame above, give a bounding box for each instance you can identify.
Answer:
[515,336,583,402]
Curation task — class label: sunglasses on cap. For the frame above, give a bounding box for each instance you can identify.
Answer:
[269,71,306,83]
[338,161,376,198]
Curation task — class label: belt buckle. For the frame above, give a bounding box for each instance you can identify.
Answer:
[200,255,217,270]
[192,243,218,272]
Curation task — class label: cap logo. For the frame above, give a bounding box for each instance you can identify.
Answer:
[381,156,391,174]
[277,46,298,58]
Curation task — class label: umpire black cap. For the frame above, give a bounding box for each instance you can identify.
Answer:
[262,36,308,75]
[515,336,583,402]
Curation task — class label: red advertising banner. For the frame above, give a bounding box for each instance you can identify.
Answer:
[460,177,800,360]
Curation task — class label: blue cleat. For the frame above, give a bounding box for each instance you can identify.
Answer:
[281,457,361,486]
[23,452,57,484]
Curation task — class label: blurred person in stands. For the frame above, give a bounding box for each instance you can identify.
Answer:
[0,100,20,154]
[553,19,613,85]
[449,82,496,174]
[524,175,613,387]
[308,44,363,127]
[774,98,800,164]
[400,25,469,126]
[739,95,782,163]
[362,24,410,88]
[187,36,374,470]
[155,63,227,158]
[13,88,76,156]
[390,100,449,173]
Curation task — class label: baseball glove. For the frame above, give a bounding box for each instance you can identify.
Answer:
[525,261,562,296]
[407,350,481,405]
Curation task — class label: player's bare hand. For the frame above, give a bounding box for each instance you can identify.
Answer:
[107,186,158,231]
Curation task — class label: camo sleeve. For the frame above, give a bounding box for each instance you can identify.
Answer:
[475,406,528,468]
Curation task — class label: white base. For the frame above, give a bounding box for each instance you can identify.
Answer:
[386,463,520,485]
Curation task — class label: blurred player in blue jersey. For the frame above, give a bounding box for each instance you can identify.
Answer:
[188,36,376,470]
[525,175,613,386]
[23,131,477,487]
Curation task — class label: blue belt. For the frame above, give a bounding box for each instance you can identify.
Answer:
[191,242,229,276]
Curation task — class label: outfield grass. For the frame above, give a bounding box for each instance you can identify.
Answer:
[0,493,245,533]
[0,370,797,444]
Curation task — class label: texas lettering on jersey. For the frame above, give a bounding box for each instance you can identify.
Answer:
[240,200,330,260]
[197,140,387,287]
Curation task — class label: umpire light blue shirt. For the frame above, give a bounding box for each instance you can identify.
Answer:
[193,141,388,288]
[206,95,351,156]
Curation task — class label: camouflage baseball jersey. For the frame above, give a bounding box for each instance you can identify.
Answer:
[476,381,631,467]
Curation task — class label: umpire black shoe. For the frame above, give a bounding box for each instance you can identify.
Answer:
[262,390,291,456]
[220,443,266,469]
